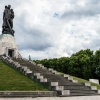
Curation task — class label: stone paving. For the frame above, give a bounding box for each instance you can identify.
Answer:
[0,96,100,100]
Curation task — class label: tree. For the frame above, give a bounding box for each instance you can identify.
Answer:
[33,49,100,82]
[94,50,100,78]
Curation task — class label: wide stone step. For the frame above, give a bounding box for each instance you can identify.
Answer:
[30,70,51,75]
[12,60,48,72]
[46,79,74,85]
[43,75,83,85]
[18,64,47,71]
[70,93,98,96]
[11,58,99,96]
[70,89,97,94]
[29,68,45,72]
[30,67,48,71]
[43,74,69,80]
[64,85,91,90]
[0,91,56,97]
[13,59,85,86]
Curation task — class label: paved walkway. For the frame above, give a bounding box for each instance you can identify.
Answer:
[0,96,100,100]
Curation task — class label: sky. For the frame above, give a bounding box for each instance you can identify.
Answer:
[0,0,100,60]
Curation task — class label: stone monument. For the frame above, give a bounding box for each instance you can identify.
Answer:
[0,5,19,58]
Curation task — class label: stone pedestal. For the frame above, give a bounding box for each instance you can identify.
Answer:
[89,79,99,84]
[0,34,19,58]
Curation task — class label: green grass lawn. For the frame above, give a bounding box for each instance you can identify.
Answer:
[0,60,47,91]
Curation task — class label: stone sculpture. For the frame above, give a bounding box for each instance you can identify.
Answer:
[2,5,15,36]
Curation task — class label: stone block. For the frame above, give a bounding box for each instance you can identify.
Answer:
[25,70,32,77]
[63,74,69,78]
[8,59,13,63]
[48,68,53,72]
[37,64,43,67]
[0,34,19,58]
[57,90,70,95]
[15,64,21,68]
[13,62,19,67]
[51,82,58,86]
[23,67,28,71]
[42,67,47,70]
[26,70,32,74]
[37,75,44,79]
[53,86,64,90]
[89,79,99,84]
[68,76,73,80]
[21,66,25,69]
[84,82,91,86]
[48,68,57,74]
[72,80,78,83]
[40,66,45,69]
[31,61,36,65]
[2,56,7,60]
[91,86,97,90]
[40,78,47,82]
[34,73,40,76]
[33,62,36,65]
[98,90,100,94]
[52,70,57,74]
[13,62,18,65]
[19,66,25,72]
[19,65,23,69]
[37,64,46,69]
[23,58,28,61]
[29,61,32,63]
[54,72,61,75]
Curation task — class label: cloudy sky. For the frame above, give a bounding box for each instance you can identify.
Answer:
[0,0,100,60]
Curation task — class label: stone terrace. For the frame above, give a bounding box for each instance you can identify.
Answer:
[1,56,100,97]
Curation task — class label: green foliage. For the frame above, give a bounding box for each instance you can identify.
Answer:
[94,50,100,77]
[0,60,47,91]
[34,49,100,82]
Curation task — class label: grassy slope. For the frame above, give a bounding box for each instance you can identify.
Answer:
[0,60,47,91]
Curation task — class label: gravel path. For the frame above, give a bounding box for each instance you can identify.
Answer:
[0,96,100,100]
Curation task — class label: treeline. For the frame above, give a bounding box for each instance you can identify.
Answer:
[34,49,100,81]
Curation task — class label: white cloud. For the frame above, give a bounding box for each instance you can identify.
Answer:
[0,0,100,60]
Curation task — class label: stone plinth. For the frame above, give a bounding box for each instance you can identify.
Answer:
[89,79,99,84]
[0,34,19,58]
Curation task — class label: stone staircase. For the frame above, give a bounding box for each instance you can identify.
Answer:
[1,56,100,96]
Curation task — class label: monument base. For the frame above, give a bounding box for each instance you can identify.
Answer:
[0,34,19,58]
